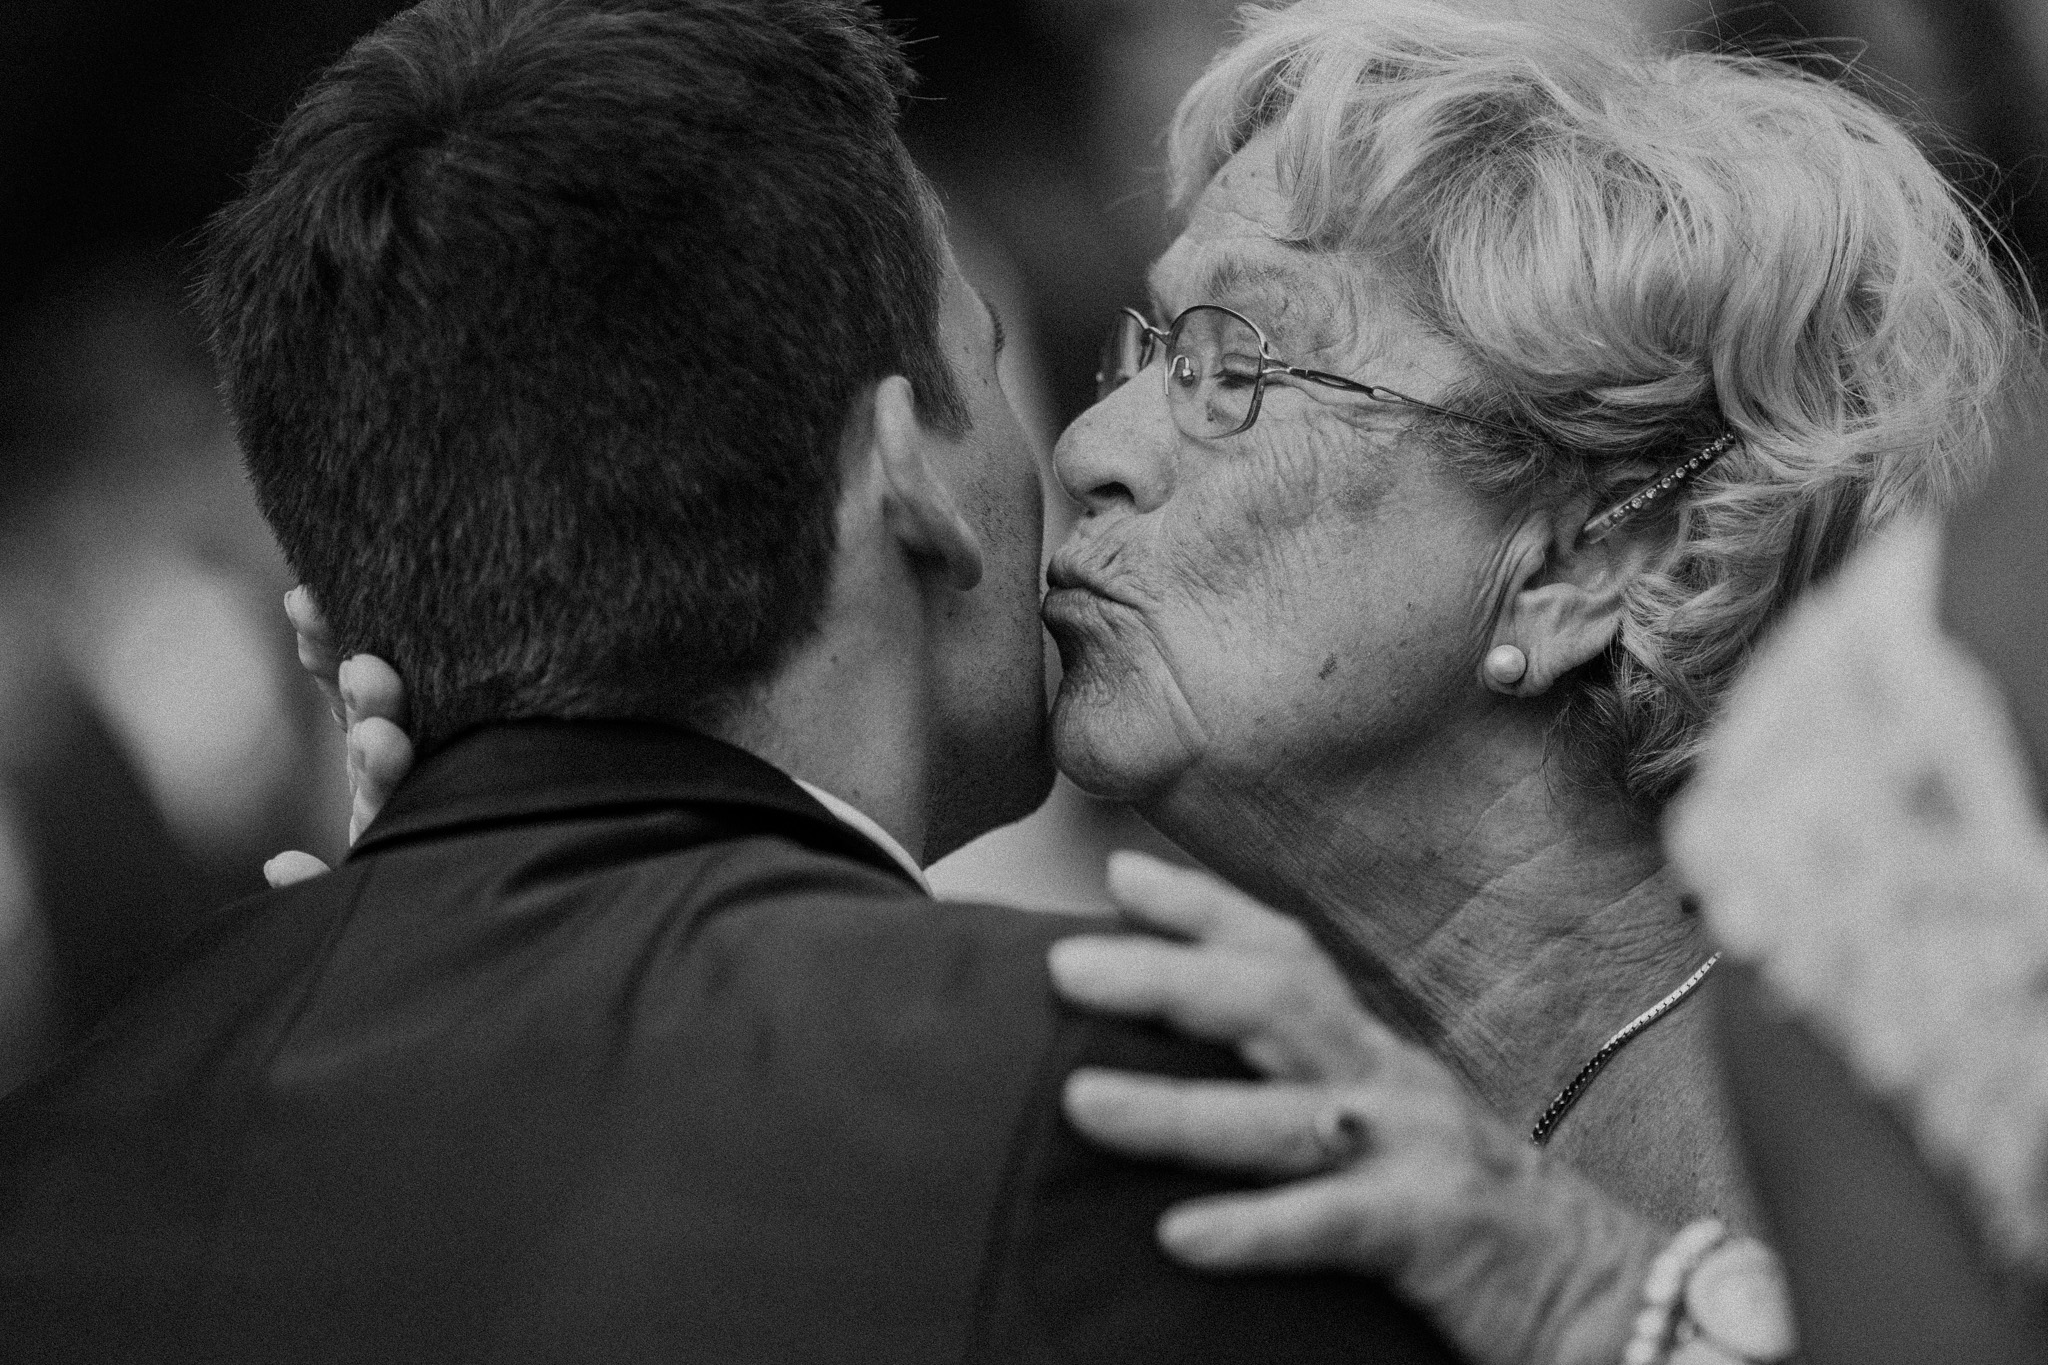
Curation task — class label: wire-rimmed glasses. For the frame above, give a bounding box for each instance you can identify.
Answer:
[1094,304,1519,441]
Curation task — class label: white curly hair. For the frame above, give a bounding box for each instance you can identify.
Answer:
[1170,0,2041,808]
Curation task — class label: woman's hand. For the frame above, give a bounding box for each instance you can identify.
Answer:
[1051,853,1663,1365]
[263,588,417,887]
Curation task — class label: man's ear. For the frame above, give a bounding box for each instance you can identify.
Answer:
[1487,505,1667,696]
[865,375,983,592]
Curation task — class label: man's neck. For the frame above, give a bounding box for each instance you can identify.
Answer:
[1144,718,1708,1123]
[705,613,939,870]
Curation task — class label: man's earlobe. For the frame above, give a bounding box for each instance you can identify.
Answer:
[870,376,984,591]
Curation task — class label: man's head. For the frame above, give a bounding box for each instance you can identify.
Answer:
[202,0,993,754]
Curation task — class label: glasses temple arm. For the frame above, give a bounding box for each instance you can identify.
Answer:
[1274,364,1521,439]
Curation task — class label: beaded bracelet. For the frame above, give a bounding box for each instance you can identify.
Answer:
[1625,1220,1799,1365]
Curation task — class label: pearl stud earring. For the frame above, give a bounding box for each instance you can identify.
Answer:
[1484,644,1528,688]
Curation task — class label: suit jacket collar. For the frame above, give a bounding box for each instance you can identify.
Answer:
[348,720,924,893]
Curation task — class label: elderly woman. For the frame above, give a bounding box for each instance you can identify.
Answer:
[1025,0,2031,1358]
[291,1,2034,1360]
[1047,0,2019,1175]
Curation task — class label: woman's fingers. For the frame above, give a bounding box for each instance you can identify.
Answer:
[272,593,341,887]
[289,593,419,846]
[347,716,415,843]
[286,592,412,734]
[1051,936,1281,1031]
[286,587,345,724]
[1065,857,1417,1083]
[262,850,333,888]
[1158,1175,1394,1274]
[1063,1069,1405,1273]
[285,584,335,660]
[337,653,409,727]
[1064,1070,1357,1179]
[1105,850,1314,951]
[1049,933,1393,1081]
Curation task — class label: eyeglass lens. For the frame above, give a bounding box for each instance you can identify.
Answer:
[1095,306,1268,439]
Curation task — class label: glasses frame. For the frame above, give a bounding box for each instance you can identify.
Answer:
[1098,304,1522,441]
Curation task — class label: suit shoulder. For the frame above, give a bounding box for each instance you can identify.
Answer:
[682,837,1099,1001]
[674,838,1278,1084]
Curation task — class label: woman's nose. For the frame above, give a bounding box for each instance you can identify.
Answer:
[1052,374,1176,516]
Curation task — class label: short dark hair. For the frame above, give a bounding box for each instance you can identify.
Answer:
[201,0,967,749]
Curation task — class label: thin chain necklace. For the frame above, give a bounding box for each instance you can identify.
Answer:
[1529,952,1721,1146]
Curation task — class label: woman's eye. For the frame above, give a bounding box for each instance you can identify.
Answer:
[1215,356,1262,388]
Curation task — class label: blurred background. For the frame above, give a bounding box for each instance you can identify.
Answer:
[0,0,2043,1092]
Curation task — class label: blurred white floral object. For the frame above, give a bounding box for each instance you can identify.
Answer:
[1668,517,2048,1274]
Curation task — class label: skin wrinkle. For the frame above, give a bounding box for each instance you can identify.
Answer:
[1289,759,1698,1095]
[1146,194,1449,440]
[1430,865,1685,1064]
[1151,245,1427,395]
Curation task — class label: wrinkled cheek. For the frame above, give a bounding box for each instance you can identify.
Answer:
[1171,518,1275,602]
[1168,495,1331,623]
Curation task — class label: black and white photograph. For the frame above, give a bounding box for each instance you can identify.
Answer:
[3,0,2048,1361]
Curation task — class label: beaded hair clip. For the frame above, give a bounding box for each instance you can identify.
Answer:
[1579,432,1738,546]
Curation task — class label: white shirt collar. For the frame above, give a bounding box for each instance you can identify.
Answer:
[791,778,929,894]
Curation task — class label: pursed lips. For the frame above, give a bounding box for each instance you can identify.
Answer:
[1041,550,1157,677]
[1043,550,1139,614]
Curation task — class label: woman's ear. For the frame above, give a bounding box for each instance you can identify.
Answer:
[865,375,984,592]
[1486,504,1667,696]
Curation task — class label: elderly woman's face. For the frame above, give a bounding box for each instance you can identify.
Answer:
[1044,136,1508,807]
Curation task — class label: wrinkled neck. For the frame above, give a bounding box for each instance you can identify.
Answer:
[1142,715,1708,1119]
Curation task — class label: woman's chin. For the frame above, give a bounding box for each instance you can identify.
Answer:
[1048,688,1188,806]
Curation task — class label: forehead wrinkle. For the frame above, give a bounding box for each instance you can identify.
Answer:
[1208,255,1349,353]
[1151,245,1336,337]
[1151,218,1400,370]
[1204,256,1313,307]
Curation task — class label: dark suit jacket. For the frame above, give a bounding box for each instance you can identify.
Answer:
[0,721,1455,1364]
